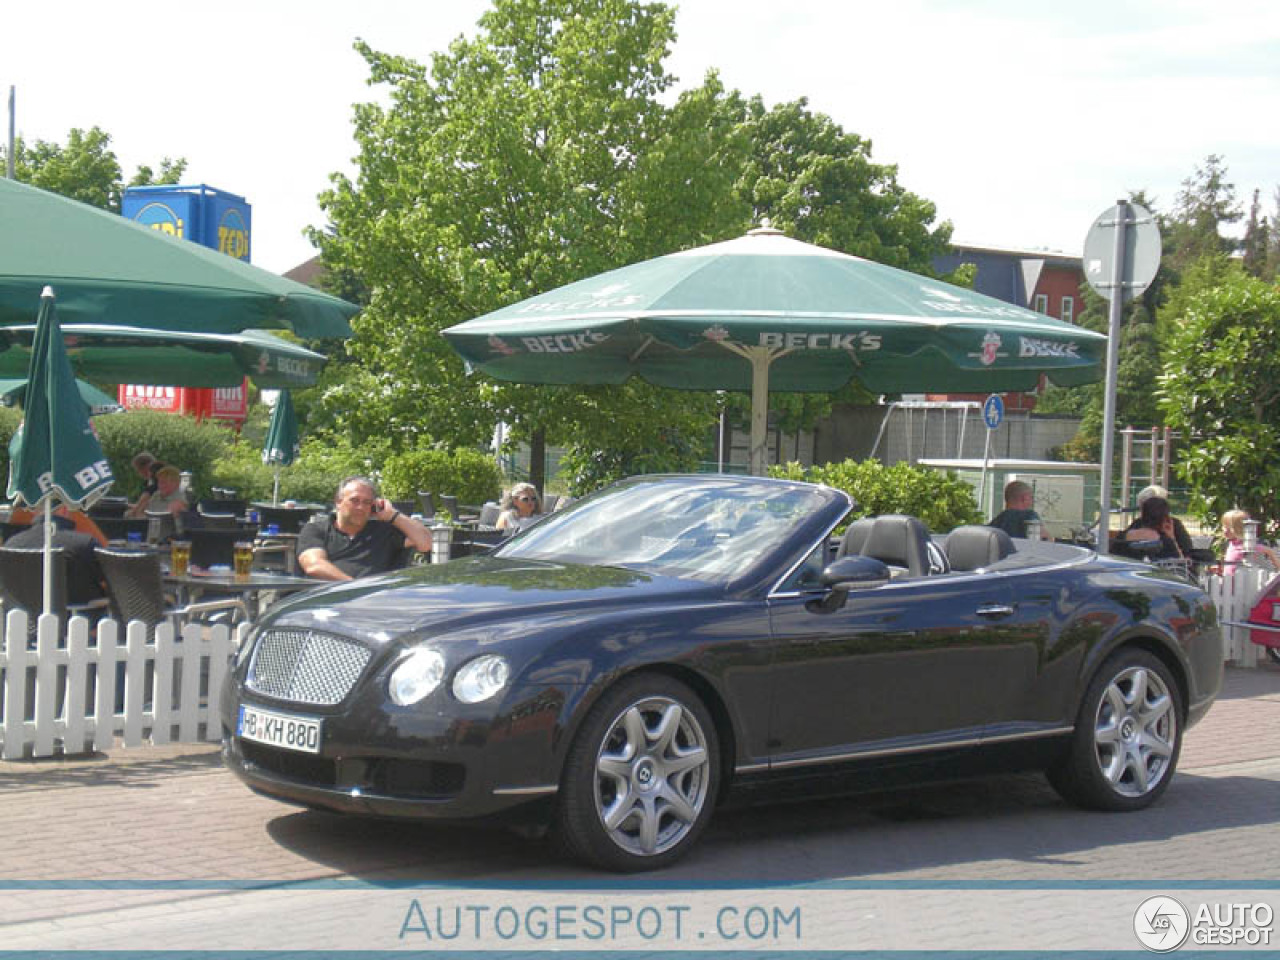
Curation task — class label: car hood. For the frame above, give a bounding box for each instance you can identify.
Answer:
[264,555,721,642]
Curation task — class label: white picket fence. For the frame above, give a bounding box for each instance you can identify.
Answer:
[0,609,249,760]
[1201,565,1275,668]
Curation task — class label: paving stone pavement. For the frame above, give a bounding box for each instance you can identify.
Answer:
[1,663,1277,953]
[0,663,1276,887]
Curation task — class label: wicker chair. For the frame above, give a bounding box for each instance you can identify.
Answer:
[88,497,130,520]
[0,546,109,644]
[96,548,246,636]
[438,494,460,520]
[94,516,151,543]
[256,505,311,534]
[187,527,258,569]
[197,497,248,518]
[145,511,177,544]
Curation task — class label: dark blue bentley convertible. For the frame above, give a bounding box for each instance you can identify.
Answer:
[221,474,1222,871]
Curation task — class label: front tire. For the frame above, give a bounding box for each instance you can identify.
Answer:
[556,674,719,871]
[1049,648,1183,811]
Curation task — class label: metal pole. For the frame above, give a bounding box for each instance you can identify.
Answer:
[1097,200,1129,555]
[1162,427,1172,489]
[1120,427,1133,511]
[6,86,14,179]
[717,406,725,473]
[980,428,993,519]
[43,498,53,615]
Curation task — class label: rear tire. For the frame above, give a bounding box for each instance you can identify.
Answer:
[555,674,719,871]
[1048,648,1183,811]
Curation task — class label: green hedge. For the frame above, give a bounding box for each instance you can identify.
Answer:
[770,458,983,533]
[93,410,232,499]
[381,447,504,508]
[0,406,22,484]
[207,434,393,505]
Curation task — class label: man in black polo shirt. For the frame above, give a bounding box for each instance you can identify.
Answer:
[297,476,433,581]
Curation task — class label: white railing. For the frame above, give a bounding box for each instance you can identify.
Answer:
[1200,565,1275,667]
[0,610,249,760]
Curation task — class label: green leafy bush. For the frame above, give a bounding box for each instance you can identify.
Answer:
[282,436,394,504]
[769,458,983,533]
[207,434,394,505]
[94,410,232,498]
[381,447,503,507]
[0,406,22,483]
[558,432,707,496]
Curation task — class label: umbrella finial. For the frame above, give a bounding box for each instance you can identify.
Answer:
[747,218,783,237]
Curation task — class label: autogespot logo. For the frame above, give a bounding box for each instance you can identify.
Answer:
[1134,896,1190,952]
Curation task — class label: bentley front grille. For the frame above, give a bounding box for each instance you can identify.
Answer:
[246,628,372,706]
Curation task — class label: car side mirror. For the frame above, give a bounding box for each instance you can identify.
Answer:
[808,555,891,612]
[821,554,892,590]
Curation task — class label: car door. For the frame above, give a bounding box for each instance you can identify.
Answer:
[765,546,1039,766]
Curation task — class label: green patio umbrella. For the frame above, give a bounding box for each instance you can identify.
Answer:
[444,225,1108,474]
[0,177,356,338]
[0,376,121,415]
[0,324,327,388]
[262,389,300,504]
[6,288,115,614]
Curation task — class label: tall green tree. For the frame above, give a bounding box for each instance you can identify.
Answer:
[1241,188,1270,279]
[1164,154,1241,275]
[1158,259,1280,534]
[2,126,185,211]
[311,0,750,489]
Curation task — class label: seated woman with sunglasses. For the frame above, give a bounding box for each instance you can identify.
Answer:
[496,482,544,535]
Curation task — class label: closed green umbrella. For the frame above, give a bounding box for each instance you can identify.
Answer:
[0,324,326,388]
[0,376,121,415]
[444,225,1108,474]
[6,288,115,614]
[0,177,355,338]
[262,389,300,504]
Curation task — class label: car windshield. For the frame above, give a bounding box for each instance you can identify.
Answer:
[496,477,830,582]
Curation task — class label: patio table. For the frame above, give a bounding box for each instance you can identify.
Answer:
[164,568,317,621]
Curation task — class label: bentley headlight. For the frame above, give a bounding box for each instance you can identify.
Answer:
[452,655,510,704]
[389,647,445,706]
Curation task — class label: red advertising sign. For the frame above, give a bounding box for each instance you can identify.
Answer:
[208,383,248,420]
[117,381,248,425]
[118,384,182,413]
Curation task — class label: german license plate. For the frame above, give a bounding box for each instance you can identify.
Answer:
[238,704,322,754]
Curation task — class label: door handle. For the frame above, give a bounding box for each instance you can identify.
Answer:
[976,604,1015,618]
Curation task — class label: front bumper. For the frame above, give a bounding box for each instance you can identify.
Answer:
[220,680,569,821]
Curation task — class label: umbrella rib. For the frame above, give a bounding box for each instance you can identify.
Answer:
[629,335,656,362]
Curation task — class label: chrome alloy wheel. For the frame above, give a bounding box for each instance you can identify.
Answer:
[1093,665,1178,797]
[593,695,711,857]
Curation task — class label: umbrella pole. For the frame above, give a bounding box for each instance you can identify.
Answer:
[273,466,281,506]
[42,498,53,616]
[747,347,773,477]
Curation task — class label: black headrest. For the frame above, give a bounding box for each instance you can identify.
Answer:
[836,517,875,558]
[860,514,931,577]
[946,525,1015,571]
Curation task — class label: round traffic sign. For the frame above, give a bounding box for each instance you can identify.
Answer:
[1083,202,1161,304]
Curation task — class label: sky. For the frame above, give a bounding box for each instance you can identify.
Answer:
[3,0,1277,275]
